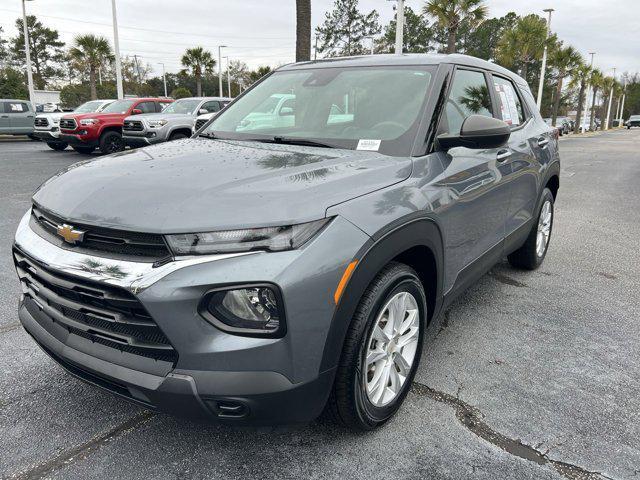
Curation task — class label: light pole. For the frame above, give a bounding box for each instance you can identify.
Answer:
[619,76,627,126]
[224,56,231,98]
[536,8,554,110]
[391,0,405,54]
[157,63,167,97]
[604,67,615,130]
[21,0,36,106]
[111,0,124,99]
[218,45,227,97]
[581,52,595,133]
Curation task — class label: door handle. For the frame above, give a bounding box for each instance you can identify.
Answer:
[1,115,8,118]
[538,137,549,147]
[496,149,512,162]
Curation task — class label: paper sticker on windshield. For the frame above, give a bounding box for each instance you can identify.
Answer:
[357,139,381,151]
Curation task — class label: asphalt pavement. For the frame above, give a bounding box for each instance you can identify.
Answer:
[1,131,638,479]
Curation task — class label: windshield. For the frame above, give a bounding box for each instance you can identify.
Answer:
[161,99,200,115]
[74,101,109,114]
[101,99,136,114]
[205,66,434,156]
[630,115,640,120]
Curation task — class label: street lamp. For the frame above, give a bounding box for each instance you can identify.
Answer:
[21,0,36,106]
[581,52,595,133]
[223,56,231,98]
[218,45,227,97]
[157,63,167,97]
[111,0,124,99]
[536,8,554,110]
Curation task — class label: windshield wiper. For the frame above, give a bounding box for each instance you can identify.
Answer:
[268,136,336,148]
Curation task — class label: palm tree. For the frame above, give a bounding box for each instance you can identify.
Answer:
[550,45,582,126]
[69,35,113,100]
[424,0,487,54]
[181,47,216,96]
[568,63,591,134]
[496,14,547,81]
[296,0,311,62]
[588,69,603,130]
[599,76,615,130]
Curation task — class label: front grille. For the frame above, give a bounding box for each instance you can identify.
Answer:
[60,118,77,130]
[14,247,178,364]
[123,120,144,132]
[35,117,49,127]
[195,119,207,131]
[31,205,172,262]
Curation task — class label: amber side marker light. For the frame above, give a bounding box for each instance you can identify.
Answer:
[334,260,358,305]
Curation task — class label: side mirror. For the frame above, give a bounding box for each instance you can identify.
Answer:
[279,107,294,116]
[437,115,510,150]
[198,108,208,115]
[132,108,142,115]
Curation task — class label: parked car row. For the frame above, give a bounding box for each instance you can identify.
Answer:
[543,117,574,135]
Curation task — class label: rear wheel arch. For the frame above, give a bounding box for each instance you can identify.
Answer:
[319,216,444,373]
[545,174,559,199]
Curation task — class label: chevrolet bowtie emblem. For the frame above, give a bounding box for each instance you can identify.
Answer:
[56,224,85,244]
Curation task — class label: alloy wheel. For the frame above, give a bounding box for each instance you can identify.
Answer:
[364,291,420,407]
[536,200,553,257]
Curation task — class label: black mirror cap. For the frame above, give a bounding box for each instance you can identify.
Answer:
[437,115,511,150]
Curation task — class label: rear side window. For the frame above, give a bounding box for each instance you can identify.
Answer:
[492,76,526,127]
[440,69,492,135]
[201,101,221,113]
[4,102,29,113]
[135,101,156,113]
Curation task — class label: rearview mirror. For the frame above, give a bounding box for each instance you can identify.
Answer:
[132,108,142,115]
[437,115,510,150]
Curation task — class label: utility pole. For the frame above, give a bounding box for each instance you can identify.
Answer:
[157,63,167,97]
[536,8,554,110]
[314,36,318,60]
[393,0,405,54]
[605,67,616,130]
[224,56,231,98]
[581,52,595,133]
[21,0,36,106]
[111,0,124,99]
[619,76,627,126]
[218,45,227,97]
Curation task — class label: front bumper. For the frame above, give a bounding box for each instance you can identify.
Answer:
[32,130,62,142]
[13,210,367,424]
[59,133,98,147]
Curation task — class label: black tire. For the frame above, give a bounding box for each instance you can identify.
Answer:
[324,262,427,430]
[508,188,554,270]
[99,131,125,154]
[72,145,95,154]
[28,134,38,141]
[169,132,189,141]
[46,142,68,151]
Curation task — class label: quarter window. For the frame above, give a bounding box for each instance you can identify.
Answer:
[440,69,493,135]
[492,77,526,127]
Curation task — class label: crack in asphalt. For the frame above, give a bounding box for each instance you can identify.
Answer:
[0,322,21,334]
[9,411,155,480]
[411,382,615,480]
[488,270,528,288]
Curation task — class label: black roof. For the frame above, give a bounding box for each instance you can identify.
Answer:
[278,53,528,88]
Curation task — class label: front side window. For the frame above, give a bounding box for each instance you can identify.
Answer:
[101,99,135,114]
[492,76,526,127]
[440,69,492,135]
[6,102,28,113]
[136,101,156,114]
[200,101,221,113]
[205,66,434,156]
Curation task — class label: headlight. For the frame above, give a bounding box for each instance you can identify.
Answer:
[79,118,98,125]
[148,119,168,127]
[165,218,331,255]
[200,285,285,336]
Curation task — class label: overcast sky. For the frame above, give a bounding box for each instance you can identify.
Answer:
[0,0,637,80]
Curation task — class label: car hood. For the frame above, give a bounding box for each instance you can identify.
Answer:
[63,112,126,122]
[32,138,411,233]
[36,112,65,122]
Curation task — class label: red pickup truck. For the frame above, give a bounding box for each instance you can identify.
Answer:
[59,97,173,154]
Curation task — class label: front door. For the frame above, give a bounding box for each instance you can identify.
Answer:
[434,68,513,293]
[6,101,34,133]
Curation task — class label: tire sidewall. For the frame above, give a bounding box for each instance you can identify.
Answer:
[352,272,427,428]
[100,132,124,154]
[534,188,555,266]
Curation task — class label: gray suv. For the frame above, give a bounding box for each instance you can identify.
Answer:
[123,97,230,147]
[13,54,559,429]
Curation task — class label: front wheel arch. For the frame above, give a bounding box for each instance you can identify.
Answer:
[319,216,444,373]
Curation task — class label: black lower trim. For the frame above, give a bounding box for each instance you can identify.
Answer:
[59,134,97,147]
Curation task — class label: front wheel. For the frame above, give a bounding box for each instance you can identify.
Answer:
[99,131,125,154]
[47,142,68,151]
[508,188,554,270]
[169,132,189,141]
[324,262,426,430]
